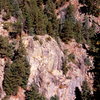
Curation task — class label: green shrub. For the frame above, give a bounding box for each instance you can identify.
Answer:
[50,95,59,100]
[61,58,70,75]
[39,40,43,45]
[84,58,91,66]
[3,21,22,35]
[45,37,51,42]
[68,53,75,62]
[25,86,45,100]
[33,35,39,41]
[63,50,68,55]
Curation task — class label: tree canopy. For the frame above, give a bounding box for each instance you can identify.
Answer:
[3,41,30,95]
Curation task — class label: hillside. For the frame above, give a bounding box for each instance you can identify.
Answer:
[0,0,100,100]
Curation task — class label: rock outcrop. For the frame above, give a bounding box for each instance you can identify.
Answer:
[0,58,6,100]
[22,35,93,100]
[0,33,93,100]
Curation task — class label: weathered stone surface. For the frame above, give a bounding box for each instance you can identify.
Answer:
[22,35,93,100]
[0,58,6,100]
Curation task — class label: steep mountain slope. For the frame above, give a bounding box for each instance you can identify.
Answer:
[0,22,93,99]
[0,0,100,100]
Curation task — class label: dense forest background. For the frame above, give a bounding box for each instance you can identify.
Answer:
[0,0,100,100]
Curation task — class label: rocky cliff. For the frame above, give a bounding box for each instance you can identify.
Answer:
[0,0,98,99]
[22,35,93,100]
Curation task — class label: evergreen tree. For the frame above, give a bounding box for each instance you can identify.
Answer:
[59,4,76,43]
[0,35,13,58]
[73,21,83,43]
[45,0,59,36]
[56,0,69,8]
[21,0,46,35]
[23,1,35,34]
[34,9,47,35]
[60,19,74,43]
[65,4,75,21]
[3,41,30,95]
[82,17,96,45]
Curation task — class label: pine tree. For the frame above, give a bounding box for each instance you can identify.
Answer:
[21,0,46,35]
[59,4,76,43]
[0,35,13,58]
[65,4,75,22]
[34,8,47,35]
[3,41,30,95]
[82,17,96,45]
[73,21,83,43]
[60,19,74,43]
[45,0,59,36]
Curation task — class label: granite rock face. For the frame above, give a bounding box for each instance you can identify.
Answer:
[22,35,93,100]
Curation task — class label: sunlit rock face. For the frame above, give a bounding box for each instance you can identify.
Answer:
[0,58,6,100]
[22,35,93,100]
